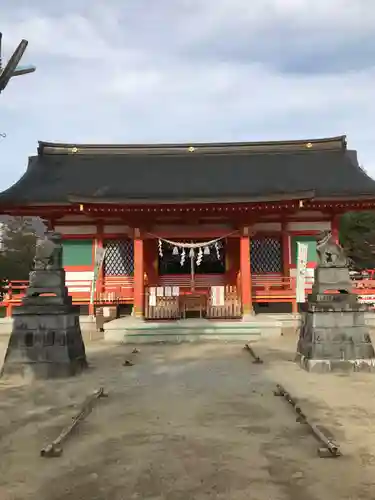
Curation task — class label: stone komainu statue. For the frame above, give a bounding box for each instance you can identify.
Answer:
[316,230,347,268]
[33,231,63,270]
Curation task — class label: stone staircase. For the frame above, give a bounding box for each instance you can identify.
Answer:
[103,315,289,344]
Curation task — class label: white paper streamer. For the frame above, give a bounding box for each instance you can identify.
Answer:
[196,247,203,266]
[158,239,163,257]
[180,248,186,266]
[214,242,220,260]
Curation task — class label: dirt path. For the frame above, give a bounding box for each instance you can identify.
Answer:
[0,337,375,499]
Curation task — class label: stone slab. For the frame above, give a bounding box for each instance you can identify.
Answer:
[1,359,87,379]
[296,352,375,373]
[105,331,262,345]
[103,317,282,343]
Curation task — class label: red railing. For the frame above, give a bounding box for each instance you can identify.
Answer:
[3,274,375,317]
[97,276,134,303]
[158,274,226,287]
[252,275,296,301]
[0,277,135,317]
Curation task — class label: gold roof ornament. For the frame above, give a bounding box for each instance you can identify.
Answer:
[71,146,78,153]
[188,146,195,152]
[306,142,312,148]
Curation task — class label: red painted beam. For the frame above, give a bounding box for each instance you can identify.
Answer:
[4,198,375,219]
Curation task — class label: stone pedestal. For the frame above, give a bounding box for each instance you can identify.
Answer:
[0,231,88,380]
[296,237,375,373]
[311,266,352,295]
[1,304,87,379]
[25,269,71,303]
[296,294,375,372]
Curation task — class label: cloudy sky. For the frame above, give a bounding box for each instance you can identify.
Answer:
[1,0,375,191]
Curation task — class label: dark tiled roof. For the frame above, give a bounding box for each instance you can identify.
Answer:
[1,135,375,205]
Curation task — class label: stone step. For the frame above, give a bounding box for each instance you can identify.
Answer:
[103,317,282,344]
[104,329,262,344]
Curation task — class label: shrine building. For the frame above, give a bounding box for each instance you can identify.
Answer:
[1,135,375,320]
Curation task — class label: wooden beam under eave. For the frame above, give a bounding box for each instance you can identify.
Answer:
[67,200,303,214]
[145,224,237,239]
[0,207,67,218]
[305,199,375,212]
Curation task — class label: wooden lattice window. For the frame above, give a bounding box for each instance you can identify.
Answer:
[104,239,134,276]
[251,237,282,273]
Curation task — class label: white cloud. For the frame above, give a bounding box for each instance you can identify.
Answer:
[0,0,375,190]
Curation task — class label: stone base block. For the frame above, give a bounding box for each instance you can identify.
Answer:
[0,305,88,380]
[295,352,375,373]
[1,358,88,379]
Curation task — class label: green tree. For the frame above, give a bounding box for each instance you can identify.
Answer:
[340,211,375,270]
[0,217,37,282]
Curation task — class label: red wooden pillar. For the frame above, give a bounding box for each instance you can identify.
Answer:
[143,238,158,286]
[240,227,253,316]
[133,228,144,317]
[96,223,104,295]
[281,221,290,277]
[89,227,104,316]
[331,214,340,244]
[225,237,238,285]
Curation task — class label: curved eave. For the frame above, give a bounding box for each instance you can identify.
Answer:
[66,191,316,205]
[4,197,375,215]
[38,135,347,156]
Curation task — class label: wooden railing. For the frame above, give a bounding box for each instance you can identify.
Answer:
[1,280,28,310]
[158,274,226,287]
[252,275,296,300]
[144,284,241,320]
[3,274,375,317]
[0,276,134,317]
[251,274,297,312]
[206,285,241,319]
[97,276,134,303]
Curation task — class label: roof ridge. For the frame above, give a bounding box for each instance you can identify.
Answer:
[37,136,347,156]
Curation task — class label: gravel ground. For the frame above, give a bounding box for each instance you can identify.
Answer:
[0,334,375,500]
